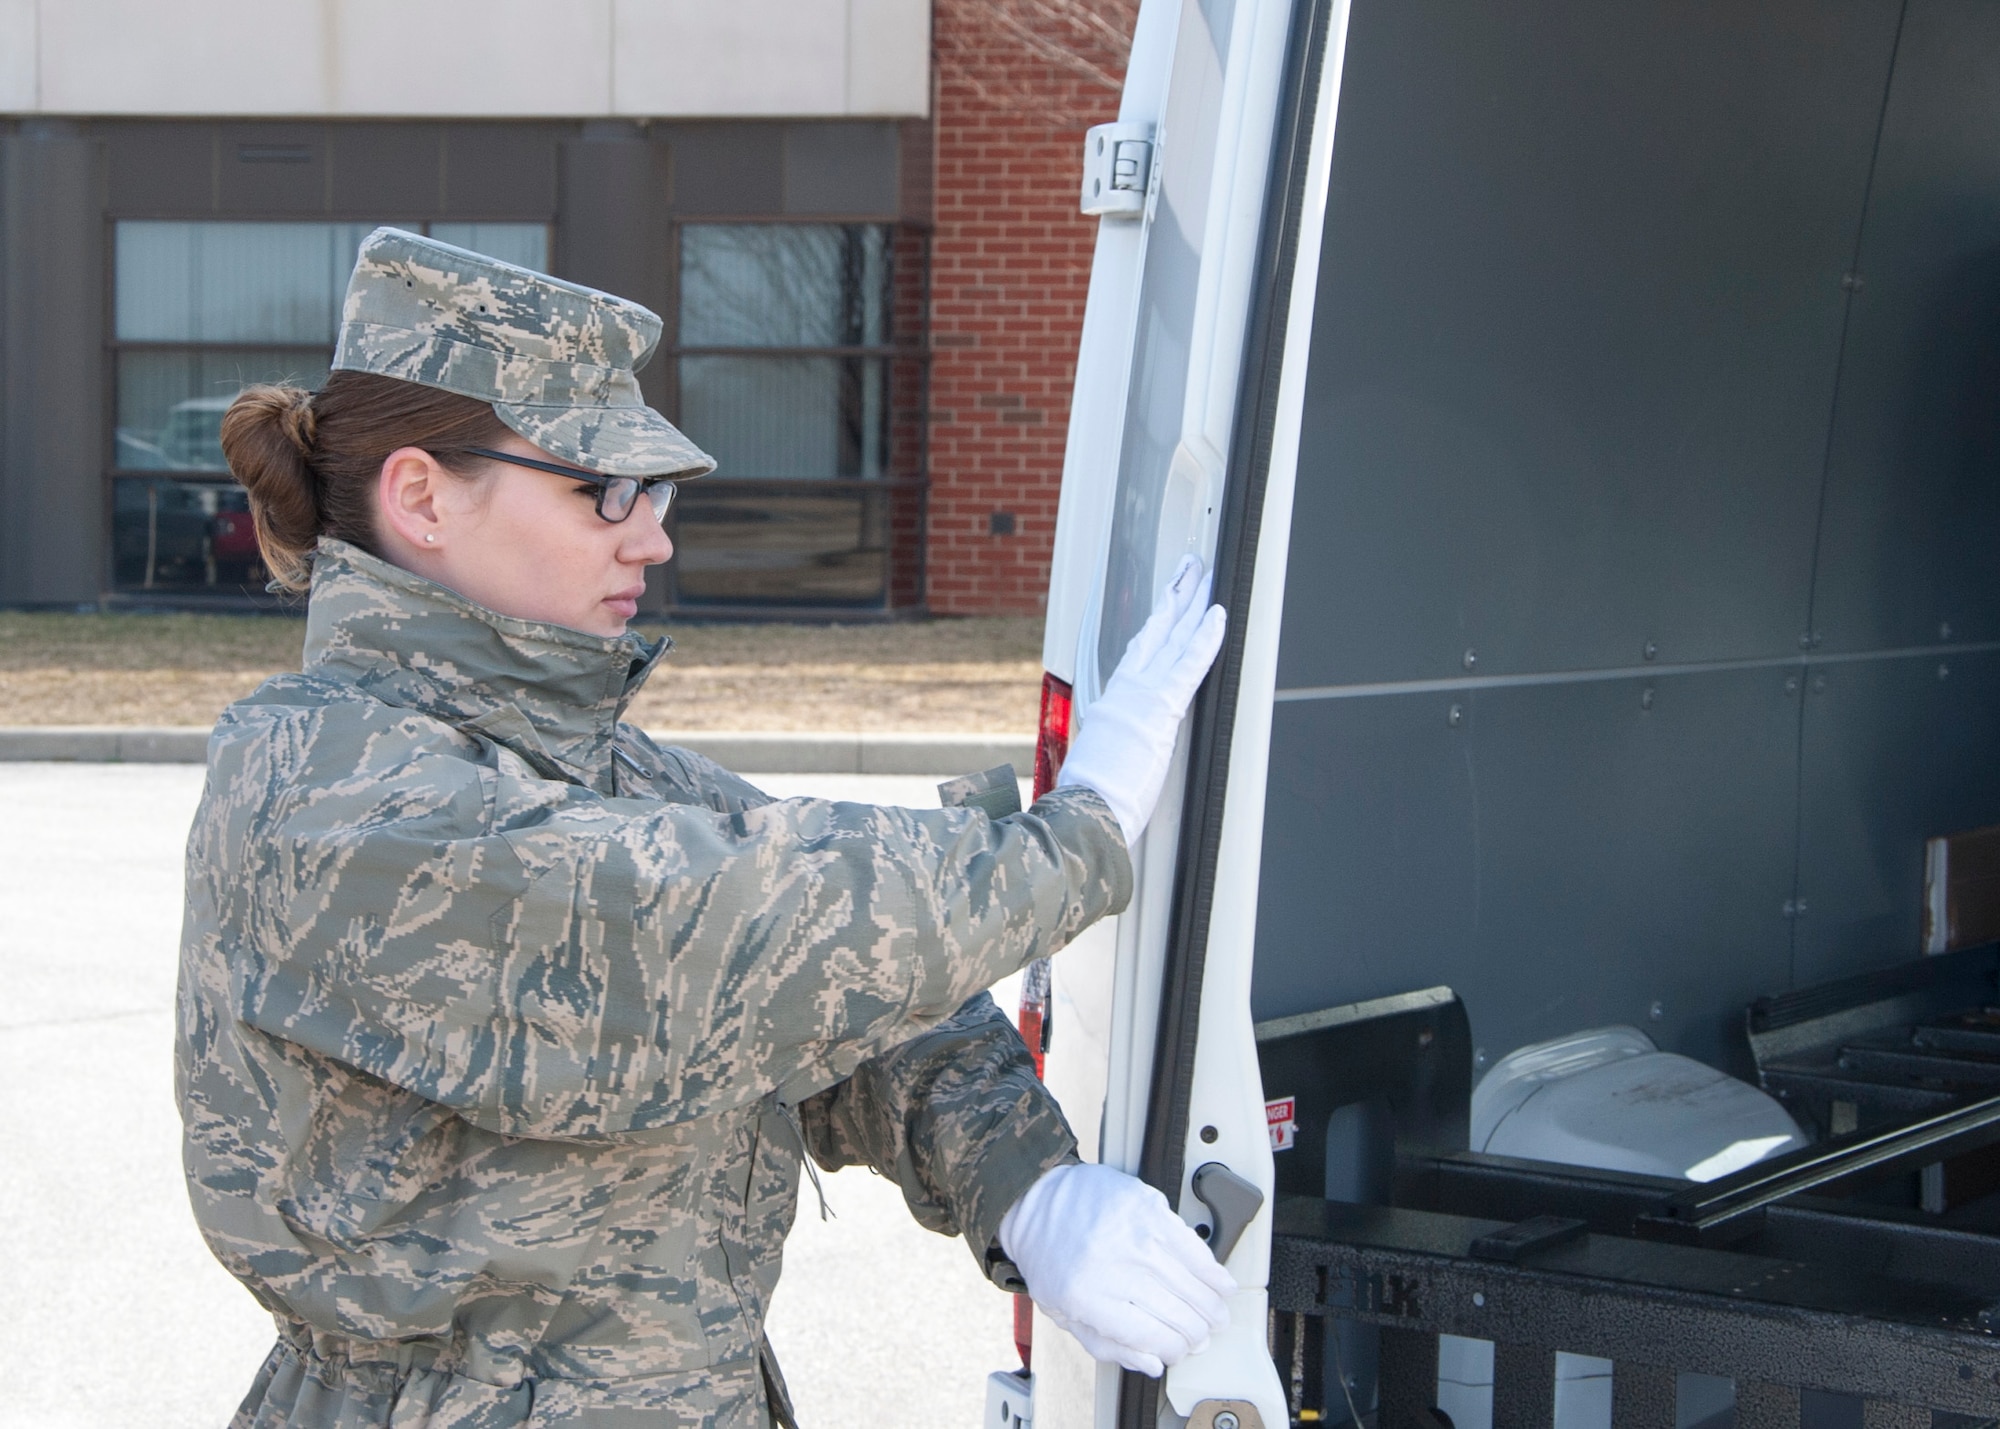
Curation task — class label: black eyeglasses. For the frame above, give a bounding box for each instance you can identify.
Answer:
[464,447,677,525]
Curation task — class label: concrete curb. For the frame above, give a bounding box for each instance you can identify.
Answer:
[659,732,1034,776]
[0,727,1034,777]
[0,727,213,763]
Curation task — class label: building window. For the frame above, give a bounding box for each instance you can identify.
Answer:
[109,220,547,593]
[679,223,892,479]
[669,222,925,609]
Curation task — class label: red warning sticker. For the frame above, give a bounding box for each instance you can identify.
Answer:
[1266,1096,1297,1152]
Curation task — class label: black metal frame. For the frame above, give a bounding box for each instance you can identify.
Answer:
[1257,989,2000,1429]
[1270,1196,2000,1428]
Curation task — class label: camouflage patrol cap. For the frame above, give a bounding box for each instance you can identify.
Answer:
[332,226,716,480]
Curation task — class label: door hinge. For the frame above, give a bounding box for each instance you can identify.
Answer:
[1081,122,1154,217]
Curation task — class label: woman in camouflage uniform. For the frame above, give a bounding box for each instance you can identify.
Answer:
[177,230,1232,1428]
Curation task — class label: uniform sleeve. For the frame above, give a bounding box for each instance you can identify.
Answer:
[613,724,776,815]
[222,703,1131,1141]
[796,992,1078,1285]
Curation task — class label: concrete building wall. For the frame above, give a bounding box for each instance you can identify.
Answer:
[0,4,1134,616]
[924,0,1126,615]
[0,123,104,606]
[0,115,923,610]
[0,0,929,118]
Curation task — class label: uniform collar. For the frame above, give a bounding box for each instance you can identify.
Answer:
[301,538,668,789]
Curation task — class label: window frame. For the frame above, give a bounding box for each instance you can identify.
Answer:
[96,208,935,615]
[661,215,932,612]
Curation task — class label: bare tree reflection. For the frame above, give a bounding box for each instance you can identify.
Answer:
[936,0,1138,125]
[680,226,890,350]
[678,225,896,481]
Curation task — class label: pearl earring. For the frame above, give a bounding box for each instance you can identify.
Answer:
[424,534,436,544]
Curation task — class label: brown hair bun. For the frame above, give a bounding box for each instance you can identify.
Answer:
[219,372,509,593]
[220,385,322,592]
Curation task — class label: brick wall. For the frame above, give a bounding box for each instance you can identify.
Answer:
[925,1,1130,615]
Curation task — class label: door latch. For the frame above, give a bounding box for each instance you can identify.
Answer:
[1191,1161,1265,1263]
[1081,122,1155,217]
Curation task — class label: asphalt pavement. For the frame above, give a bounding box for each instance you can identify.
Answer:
[0,763,1025,1429]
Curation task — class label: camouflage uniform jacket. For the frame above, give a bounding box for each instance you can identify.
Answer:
[176,540,1131,1428]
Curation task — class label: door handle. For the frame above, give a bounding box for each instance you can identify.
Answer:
[1190,1161,1265,1263]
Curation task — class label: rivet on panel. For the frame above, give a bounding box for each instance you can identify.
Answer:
[1649,1000,1665,1022]
[1472,1292,1486,1308]
[1811,675,1827,695]
[1640,686,1655,711]
[1200,1124,1219,1144]
[1448,703,1465,729]
[1462,648,1478,671]
[1784,676,1800,696]
[1941,622,1954,641]
[1939,664,1951,681]
[1643,641,1659,662]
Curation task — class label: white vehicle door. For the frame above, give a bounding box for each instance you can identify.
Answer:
[1023,0,1352,1424]
[1018,0,2000,1423]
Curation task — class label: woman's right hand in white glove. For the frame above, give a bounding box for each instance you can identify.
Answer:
[998,1161,1237,1377]
[1058,555,1227,846]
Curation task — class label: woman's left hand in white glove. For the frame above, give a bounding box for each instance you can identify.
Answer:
[997,1161,1238,1377]
[1056,554,1227,847]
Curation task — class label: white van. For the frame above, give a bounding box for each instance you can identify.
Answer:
[1007,0,2000,1426]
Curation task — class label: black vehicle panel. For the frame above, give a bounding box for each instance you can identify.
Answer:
[1255,668,1797,1075]
[1257,0,2000,1070]
[1796,650,2000,986]
[1274,0,1898,689]
[1810,0,2000,655]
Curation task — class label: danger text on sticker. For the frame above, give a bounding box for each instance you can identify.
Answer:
[1266,1096,1296,1153]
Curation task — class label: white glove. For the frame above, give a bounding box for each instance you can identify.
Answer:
[998,1161,1237,1377]
[1059,555,1227,845]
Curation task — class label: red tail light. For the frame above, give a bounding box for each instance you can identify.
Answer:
[1033,672,1073,801]
[1020,673,1070,1081]
[1015,672,1075,1369]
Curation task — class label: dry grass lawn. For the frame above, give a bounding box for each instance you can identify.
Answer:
[0,612,1043,733]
